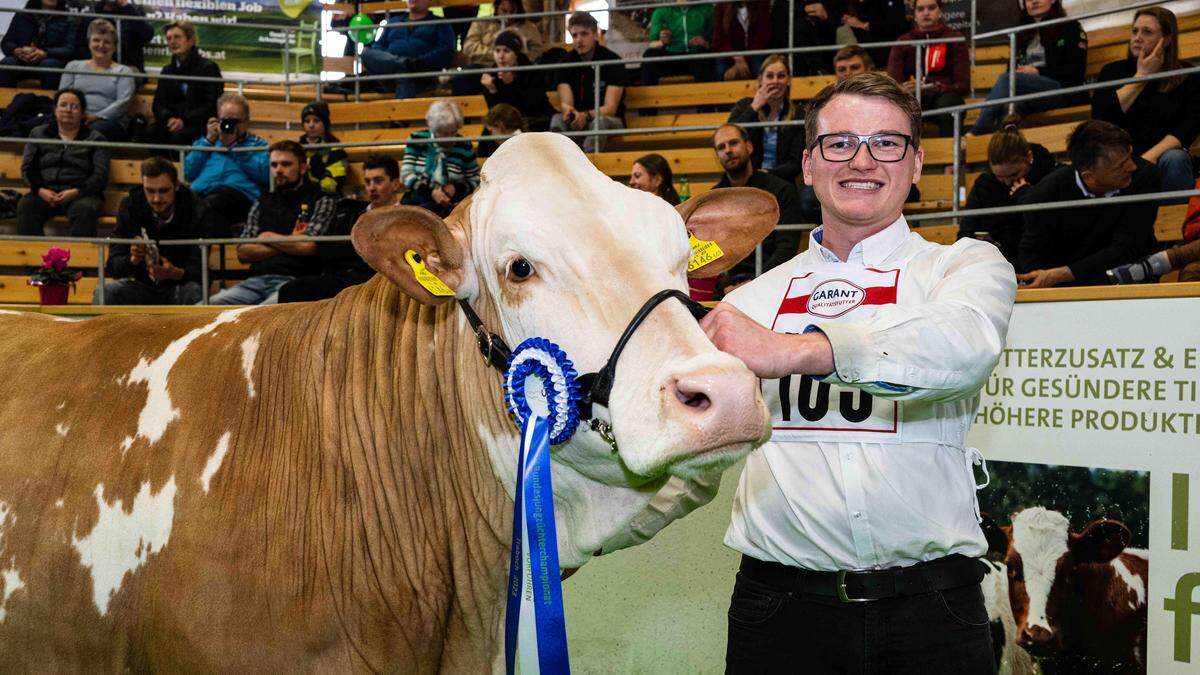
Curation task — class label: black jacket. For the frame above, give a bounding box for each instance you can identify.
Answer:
[847,0,909,68]
[247,180,329,278]
[716,170,804,275]
[22,121,109,194]
[727,97,804,183]
[79,0,153,71]
[1092,58,1200,157]
[771,0,844,74]
[1,0,81,62]
[484,62,554,130]
[1018,160,1161,284]
[151,47,223,131]
[317,198,374,281]
[959,143,1058,264]
[1021,19,1087,88]
[106,185,204,286]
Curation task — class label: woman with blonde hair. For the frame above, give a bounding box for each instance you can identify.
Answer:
[725,54,803,182]
[59,19,135,140]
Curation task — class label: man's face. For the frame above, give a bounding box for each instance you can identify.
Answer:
[913,0,943,31]
[270,150,305,190]
[713,127,753,174]
[218,101,248,137]
[142,174,178,216]
[494,45,517,68]
[303,114,326,140]
[364,167,400,207]
[834,55,868,81]
[801,94,924,229]
[165,28,194,58]
[570,25,597,54]
[408,0,430,13]
[1083,148,1137,193]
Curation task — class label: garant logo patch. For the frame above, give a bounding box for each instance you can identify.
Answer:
[807,279,866,318]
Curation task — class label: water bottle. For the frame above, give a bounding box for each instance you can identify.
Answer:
[679,177,691,202]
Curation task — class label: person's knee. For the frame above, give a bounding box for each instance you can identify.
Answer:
[176,282,203,305]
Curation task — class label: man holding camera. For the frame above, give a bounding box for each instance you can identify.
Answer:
[183,92,269,238]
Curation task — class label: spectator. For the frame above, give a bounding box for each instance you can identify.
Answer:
[1108,238,1200,284]
[886,0,968,137]
[477,102,524,158]
[59,19,135,141]
[640,0,714,85]
[145,21,222,151]
[79,0,153,72]
[298,100,348,196]
[549,12,628,153]
[401,99,480,217]
[727,54,804,183]
[838,0,909,69]
[17,88,107,236]
[184,92,269,238]
[359,0,455,100]
[461,0,544,68]
[1092,7,1200,199]
[0,0,81,89]
[969,0,1086,136]
[628,152,681,205]
[481,30,554,130]
[833,44,874,80]
[713,0,771,81]
[93,157,204,305]
[711,123,803,282]
[278,154,403,303]
[957,117,1058,265]
[209,141,336,305]
[1018,120,1160,288]
[770,0,843,76]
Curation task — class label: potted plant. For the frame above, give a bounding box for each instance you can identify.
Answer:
[27,247,82,305]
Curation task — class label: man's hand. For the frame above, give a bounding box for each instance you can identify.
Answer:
[901,78,918,93]
[26,47,46,63]
[1015,64,1039,75]
[130,243,146,265]
[148,256,184,283]
[167,117,185,133]
[843,15,868,30]
[688,36,708,49]
[57,188,80,205]
[658,28,671,45]
[1136,38,1164,77]
[37,187,58,205]
[205,117,220,143]
[568,110,589,131]
[1016,266,1073,288]
[804,2,828,21]
[700,303,834,379]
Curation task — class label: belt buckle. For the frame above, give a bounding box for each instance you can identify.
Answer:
[836,570,871,603]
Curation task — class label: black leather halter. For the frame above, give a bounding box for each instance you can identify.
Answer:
[457,289,711,421]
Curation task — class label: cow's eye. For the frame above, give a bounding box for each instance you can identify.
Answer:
[508,257,535,282]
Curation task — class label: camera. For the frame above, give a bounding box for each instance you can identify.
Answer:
[219,118,239,134]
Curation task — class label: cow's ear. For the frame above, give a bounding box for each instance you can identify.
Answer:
[677,187,781,278]
[980,513,1010,559]
[352,204,466,305]
[1070,519,1131,563]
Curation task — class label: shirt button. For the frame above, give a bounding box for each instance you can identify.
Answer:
[853,511,864,520]
[843,450,855,461]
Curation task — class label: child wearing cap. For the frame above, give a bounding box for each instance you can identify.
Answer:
[299,100,350,195]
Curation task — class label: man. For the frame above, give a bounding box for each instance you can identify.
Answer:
[549,11,628,153]
[93,157,204,305]
[145,21,222,150]
[0,0,80,88]
[700,72,1015,672]
[208,141,336,305]
[79,0,154,72]
[277,154,401,303]
[298,100,348,195]
[887,0,969,137]
[359,0,455,99]
[833,44,874,81]
[639,0,714,86]
[183,92,269,238]
[771,0,843,76]
[1018,120,1161,288]
[712,123,804,282]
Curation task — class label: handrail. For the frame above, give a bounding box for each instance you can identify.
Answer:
[0,58,291,87]
[0,5,321,33]
[974,0,1175,40]
[905,187,1200,223]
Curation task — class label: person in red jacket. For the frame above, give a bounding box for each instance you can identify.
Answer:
[886,0,968,136]
[712,0,772,81]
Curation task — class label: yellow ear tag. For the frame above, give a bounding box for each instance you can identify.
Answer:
[687,232,725,273]
[404,249,455,297]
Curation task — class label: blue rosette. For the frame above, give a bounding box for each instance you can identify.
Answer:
[504,337,582,446]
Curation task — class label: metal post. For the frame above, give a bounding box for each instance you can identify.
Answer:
[591,61,600,156]
[200,244,210,305]
[914,44,924,109]
[284,27,292,106]
[1007,32,1017,116]
[952,109,962,214]
[96,243,106,306]
[354,45,362,102]
[114,16,122,67]
[788,0,795,73]
[754,244,763,278]
[969,0,977,73]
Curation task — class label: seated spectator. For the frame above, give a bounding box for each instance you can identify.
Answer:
[80,0,153,72]
[298,101,348,196]
[713,0,771,81]
[712,123,803,282]
[93,157,203,305]
[60,19,135,141]
[278,154,403,303]
[549,12,627,153]
[957,117,1058,265]
[1108,239,1200,284]
[886,0,967,137]
[970,0,1086,136]
[0,0,81,89]
[184,92,269,238]
[209,141,336,305]
[833,44,874,81]
[628,152,681,206]
[477,102,524,158]
[1092,7,1200,200]
[17,88,107,237]
[401,99,480,217]
[1018,120,1161,288]
[837,0,909,69]
[770,0,841,76]
[461,0,544,68]
[360,0,455,100]
[145,21,222,151]
[640,0,714,85]
[727,54,803,183]
[481,30,554,130]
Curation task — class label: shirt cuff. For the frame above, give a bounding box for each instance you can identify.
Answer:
[803,323,870,382]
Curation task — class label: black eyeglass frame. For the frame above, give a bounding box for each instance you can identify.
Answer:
[809,133,915,163]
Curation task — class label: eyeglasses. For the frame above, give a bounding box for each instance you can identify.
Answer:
[811,133,913,163]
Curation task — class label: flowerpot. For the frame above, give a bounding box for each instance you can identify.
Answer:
[37,283,70,305]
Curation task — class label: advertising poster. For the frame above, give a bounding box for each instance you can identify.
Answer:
[139,0,318,73]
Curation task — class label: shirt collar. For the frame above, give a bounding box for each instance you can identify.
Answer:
[810,215,909,265]
[1075,170,1119,198]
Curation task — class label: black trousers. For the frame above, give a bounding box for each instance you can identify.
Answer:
[199,188,253,238]
[726,559,996,674]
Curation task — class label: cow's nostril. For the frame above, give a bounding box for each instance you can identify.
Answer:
[674,386,711,411]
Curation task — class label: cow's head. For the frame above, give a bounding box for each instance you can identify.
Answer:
[353,133,774,563]
[982,508,1132,656]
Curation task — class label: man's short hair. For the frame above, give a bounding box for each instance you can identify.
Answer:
[804,71,923,150]
[216,92,250,120]
[713,123,751,145]
[1067,120,1133,171]
[363,153,400,181]
[163,20,197,42]
[568,11,598,32]
[833,45,874,70]
[269,140,307,164]
[141,156,179,183]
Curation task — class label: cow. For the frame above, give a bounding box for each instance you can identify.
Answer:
[982,507,1150,674]
[0,133,777,672]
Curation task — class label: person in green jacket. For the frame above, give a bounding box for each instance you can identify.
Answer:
[640,0,714,85]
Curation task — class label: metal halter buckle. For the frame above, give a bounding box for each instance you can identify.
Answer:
[836,570,872,603]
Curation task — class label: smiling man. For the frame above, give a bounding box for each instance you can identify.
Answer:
[700,72,1018,673]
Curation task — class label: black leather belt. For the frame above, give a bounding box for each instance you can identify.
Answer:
[739,554,986,603]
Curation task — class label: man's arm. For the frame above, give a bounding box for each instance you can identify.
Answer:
[950,40,971,95]
[556,82,576,112]
[269,195,337,257]
[1067,168,1162,281]
[231,138,270,189]
[235,203,277,263]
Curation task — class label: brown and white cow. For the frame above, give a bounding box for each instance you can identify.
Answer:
[0,133,775,671]
[982,507,1149,673]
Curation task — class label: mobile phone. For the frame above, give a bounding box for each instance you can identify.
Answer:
[140,227,160,266]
